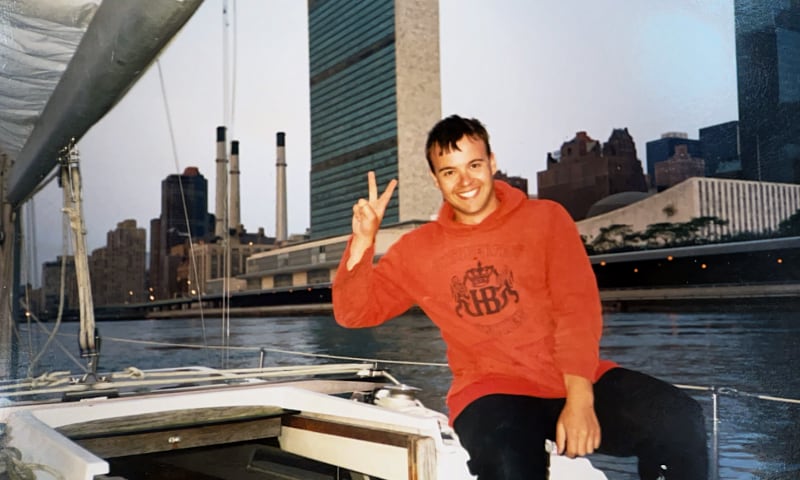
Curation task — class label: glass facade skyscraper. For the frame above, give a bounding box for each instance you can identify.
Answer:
[735,0,800,183]
[307,0,441,239]
[699,120,740,178]
[161,167,211,249]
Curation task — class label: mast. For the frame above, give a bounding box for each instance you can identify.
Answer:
[60,142,99,374]
[0,153,20,378]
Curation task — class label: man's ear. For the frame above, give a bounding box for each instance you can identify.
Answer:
[490,153,497,175]
[429,170,440,189]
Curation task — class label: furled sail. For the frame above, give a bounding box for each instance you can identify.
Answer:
[1,0,203,206]
[0,0,204,376]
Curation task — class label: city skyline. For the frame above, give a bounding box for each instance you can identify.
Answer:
[24,0,738,281]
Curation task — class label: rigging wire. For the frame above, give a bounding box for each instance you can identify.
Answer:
[24,197,38,288]
[222,0,238,137]
[155,59,212,366]
[8,329,800,409]
[23,201,69,377]
[22,200,35,371]
[219,0,239,368]
[230,0,238,135]
[45,331,449,368]
[222,0,230,132]
[19,307,87,373]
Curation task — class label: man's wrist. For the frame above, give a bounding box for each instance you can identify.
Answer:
[564,374,594,405]
[346,234,374,270]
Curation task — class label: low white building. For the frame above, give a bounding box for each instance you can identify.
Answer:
[578,177,800,242]
[241,222,423,290]
[240,179,800,291]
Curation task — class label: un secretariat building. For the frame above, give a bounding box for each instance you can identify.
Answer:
[307,0,442,239]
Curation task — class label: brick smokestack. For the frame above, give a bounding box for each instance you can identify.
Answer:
[215,126,228,237]
[276,132,287,242]
[229,140,241,234]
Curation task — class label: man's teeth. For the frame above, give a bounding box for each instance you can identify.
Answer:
[458,189,478,199]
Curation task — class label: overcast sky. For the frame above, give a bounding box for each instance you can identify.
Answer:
[24,0,738,281]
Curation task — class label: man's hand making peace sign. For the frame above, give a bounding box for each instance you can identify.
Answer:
[346,171,397,270]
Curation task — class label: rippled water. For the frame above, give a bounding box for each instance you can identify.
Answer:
[13,309,800,480]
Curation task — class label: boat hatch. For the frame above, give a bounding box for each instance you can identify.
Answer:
[56,405,297,458]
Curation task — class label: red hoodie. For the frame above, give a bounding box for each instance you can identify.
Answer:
[333,180,617,422]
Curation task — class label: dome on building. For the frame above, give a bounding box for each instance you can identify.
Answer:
[585,191,652,218]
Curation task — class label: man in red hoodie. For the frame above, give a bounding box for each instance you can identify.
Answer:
[333,114,707,480]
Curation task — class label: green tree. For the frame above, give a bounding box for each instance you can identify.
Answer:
[638,222,677,247]
[591,224,633,252]
[684,216,729,243]
[778,210,800,236]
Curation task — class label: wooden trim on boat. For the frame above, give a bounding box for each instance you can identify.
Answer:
[283,415,413,448]
[283,415,437,480]
[56,405,295,458]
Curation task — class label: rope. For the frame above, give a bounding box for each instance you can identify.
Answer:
[675,384,800,405]
[1,363,378,398]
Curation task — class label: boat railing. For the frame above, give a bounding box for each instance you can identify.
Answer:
[674,383,800,480]
[9,330,800,479]
[0,362,383,400]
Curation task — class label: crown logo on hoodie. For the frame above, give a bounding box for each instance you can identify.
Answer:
[464,262,495,287]
[452,261,519,317]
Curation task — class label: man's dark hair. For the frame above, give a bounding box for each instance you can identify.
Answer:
[425,115,492,172]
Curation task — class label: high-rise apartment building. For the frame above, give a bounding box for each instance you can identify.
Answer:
[150,167,213,299]
[40,256,78,318]
[307,0,442,239]
[735,0,800,183]
[537,129,648,221]
[89,219,146,305]
[110,220,146,304]
[645,132,703,187]
[161,167,213,248]
[494,170,530,197]
[654,145,706,191]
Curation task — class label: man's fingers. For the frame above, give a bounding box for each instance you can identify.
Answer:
[354,199,374,220]
[367,171,378,203]
[555,423,566,455]
[378,179,398,209]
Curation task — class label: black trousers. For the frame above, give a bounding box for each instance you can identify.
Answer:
[453,368,708,480]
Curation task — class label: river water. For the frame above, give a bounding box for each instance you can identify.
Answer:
[15,309,800,480]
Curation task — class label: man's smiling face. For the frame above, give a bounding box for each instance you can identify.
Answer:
[429,135,498,225]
